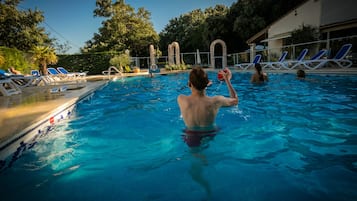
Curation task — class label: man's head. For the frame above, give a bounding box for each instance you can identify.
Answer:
[254,63,262,72]
[297,69,305,78]
[189,67,209,91]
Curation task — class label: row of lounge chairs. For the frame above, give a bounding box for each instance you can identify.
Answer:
[234,44,353,70]
[0,67,87,96]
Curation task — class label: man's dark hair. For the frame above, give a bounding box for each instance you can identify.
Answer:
[255,63,264,81]
[297,69,305,78]
[189,67,209,91]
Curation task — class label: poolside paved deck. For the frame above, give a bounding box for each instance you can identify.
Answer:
[0,80,108,148]
[0,67,356,150]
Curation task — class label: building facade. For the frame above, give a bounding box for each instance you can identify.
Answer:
[247,0,357,60]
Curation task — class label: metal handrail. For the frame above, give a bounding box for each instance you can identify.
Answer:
[105,66,122,80]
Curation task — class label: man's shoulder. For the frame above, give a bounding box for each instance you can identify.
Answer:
[178,94,189,103]
[210,95,226,102]
[178,94,188,99]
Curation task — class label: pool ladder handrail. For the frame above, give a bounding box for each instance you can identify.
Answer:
[103,66,123,80]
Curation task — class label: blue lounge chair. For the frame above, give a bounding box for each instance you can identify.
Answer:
[47,67,61,76]
[0,70,22,96]
[31,69,69,91]
[261,51,288,69]
[31,70,41,77]
[57,67,87,77]
[47,67,76,81]
[0,69,42,88]
[31,69,54,86]
[47,67,86,89]
[281,48,309,70]
[0,79,22,96]
[303,44,353,69]
[297,49,328,69]
[235,54,262,70]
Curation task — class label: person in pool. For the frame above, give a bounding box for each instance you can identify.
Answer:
[296,69,306,79]
[251,63,268,83]
[177,67,238,132]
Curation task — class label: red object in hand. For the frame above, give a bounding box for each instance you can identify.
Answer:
[217,69,228,81]
[217,73,224,81]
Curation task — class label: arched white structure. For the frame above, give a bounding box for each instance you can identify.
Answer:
[149,44,155,66]
[149,44,160,72]
[168,44,174,65]
[210,39,227,68]
[168,42,180,65]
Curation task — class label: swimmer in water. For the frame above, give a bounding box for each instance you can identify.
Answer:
[296,69,306,79]
[177,67,237,199]
[251,63,268,83]
[177,67,238,133]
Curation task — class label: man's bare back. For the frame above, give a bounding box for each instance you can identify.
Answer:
[178,67,238,130]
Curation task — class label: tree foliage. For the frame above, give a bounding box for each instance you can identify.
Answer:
[231,0,266,40]
[0,0,52,52]
[31,46,58,75]
[0,46,30,73]
[287,24,320,44]
[0,53,4,66]
[159,5,229,54]
[160,0,305,53]
[54,41,71,54]
[109,53,130,69]
[51,53,112,75]
[82,0,159,56]
[229,0,306,42]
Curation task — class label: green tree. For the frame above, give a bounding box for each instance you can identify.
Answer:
[0,46,30,73]
[225,0,305,52]
[231,0,266,41]
[54,40,71,54]
[159,5,229,53]
[0,0,52,51]
[286,25,320,55]
[109,53,130,70]
[82,0,159,56]
[287,24,320,44]
[31,46,58,75]
[201,5,230,47]
[0,52,4,66]
[159,0,306,53]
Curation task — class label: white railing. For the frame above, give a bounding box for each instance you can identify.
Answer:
[102,66,122,79]
[124,35,356,68]
[242,35,357,64]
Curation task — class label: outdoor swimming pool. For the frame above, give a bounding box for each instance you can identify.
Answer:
[0,71,356,201]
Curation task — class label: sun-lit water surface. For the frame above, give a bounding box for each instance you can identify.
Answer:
[0,72,356,201]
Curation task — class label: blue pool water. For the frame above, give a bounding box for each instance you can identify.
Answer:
[0,72,357,201]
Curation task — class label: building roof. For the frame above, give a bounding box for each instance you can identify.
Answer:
[247,0,357,44]
[320,18,357,33]
[246,0,309,44]
[246,27,268,44]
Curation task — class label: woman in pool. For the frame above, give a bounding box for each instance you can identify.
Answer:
[296,69,306,79]
[251,63,268,83]
[177,67,238,134]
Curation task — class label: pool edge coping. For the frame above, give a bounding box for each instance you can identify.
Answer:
[0,81,108,153]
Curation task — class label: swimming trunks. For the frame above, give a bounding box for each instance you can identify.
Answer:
[182,128,218,147]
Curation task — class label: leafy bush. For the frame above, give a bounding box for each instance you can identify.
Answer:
[110,53,130,68]
[164,64,190,71]
[50,53,112,75]
[0,46,32,73]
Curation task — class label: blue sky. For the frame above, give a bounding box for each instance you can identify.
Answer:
[19,0,237,54]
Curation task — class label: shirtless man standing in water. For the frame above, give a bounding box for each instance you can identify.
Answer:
[177,67,238,131]
[178,67,238,198]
